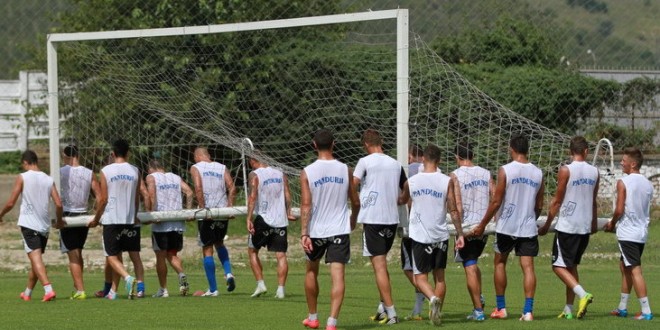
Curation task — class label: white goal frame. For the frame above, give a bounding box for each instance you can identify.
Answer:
[46,9,410,223]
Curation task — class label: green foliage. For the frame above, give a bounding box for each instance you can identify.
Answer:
[585,122,657,152]
[567,0,609,13]
[0,151,22,174]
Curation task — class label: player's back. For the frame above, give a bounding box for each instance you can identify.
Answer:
[408,171,451,243]
[192,161,228,208]
[60,165,93,213]
[101,162,139,225]
[496,161,542,237]
[556,161,599,234]
[255,166,287,228]
[616,173,654,243]
[18,170,54,233]
[354,153,402,225]
[304,159,350,238]
[452,165,491,226]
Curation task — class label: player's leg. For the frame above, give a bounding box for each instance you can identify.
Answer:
[202,244,218,295]
[492,233,513,318]
[154,249,168,297]
[61,226,89,298]
[401,237,424,320]
[27,249,55,301]
[20,267,37,301]
[364,224,398,322]
[303,258,321,328]
[519,255,536,320]
[214,221,235,291]
[67,249,85,293]
[328,262,345,325]
[248,245,267,297]
[275,251,288,298]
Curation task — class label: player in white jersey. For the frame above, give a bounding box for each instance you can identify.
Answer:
[538,136,599,319]
[1,150,64,302]
[472,134,544,321]
[246,152,295,299]
[191,147,237,296]
[399,144,427,321]
[300,129,360,330]
[604,147,654,320]
[88,139,143,299]
[398,144,465,326]
[146,160,194,298]
[352,129,406,325]
[59,145,100,300]
[450,141,493,321]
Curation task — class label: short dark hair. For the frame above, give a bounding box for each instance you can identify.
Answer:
[313,129,334,151]
[455,141,474,160]
[148,159,164,170]
[409,144,423,158]
[112,139,130,158]
[509,134,529,155]
[569,136,589,155]
[623,147,644,170]
[423,144,441,163]
[361,129,382,146]
[63,145,79,158]
[21,150,38,165]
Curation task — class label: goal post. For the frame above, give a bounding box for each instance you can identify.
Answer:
[46,9,410,190]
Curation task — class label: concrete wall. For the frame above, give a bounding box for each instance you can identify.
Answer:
[0,71,48,152]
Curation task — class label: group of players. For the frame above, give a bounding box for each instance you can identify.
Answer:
[0,128,654,329]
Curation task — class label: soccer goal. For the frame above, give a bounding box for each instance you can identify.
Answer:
[47,9,613,229]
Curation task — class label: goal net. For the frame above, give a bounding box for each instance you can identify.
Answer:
[47,9,615,226]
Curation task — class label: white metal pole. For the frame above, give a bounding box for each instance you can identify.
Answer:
[396,9,410,171]
[46,38,60,188]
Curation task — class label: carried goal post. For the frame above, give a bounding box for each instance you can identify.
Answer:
[46,9,616,232]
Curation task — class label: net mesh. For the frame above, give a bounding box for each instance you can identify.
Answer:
[54,19,614,214]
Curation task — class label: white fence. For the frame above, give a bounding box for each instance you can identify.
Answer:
[0,71,49,152]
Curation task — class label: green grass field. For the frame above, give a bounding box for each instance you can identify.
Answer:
[1,218,659,329]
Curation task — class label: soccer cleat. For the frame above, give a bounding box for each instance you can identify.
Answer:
[105,292,117,300]
[42,291,56,302]
[610,308,628,318]
[179,275,189,296]
[125,276,136,300]
[403,314,423,321]
[633,312,653,320]
[70,291,87,300]
[557,312,574,319]
[94,290,106,298]
[490,308,508,319]
[137,282,145,298]
[226,276,236,292]
[274,291,285,299]
[576,293,593,319]
[325,326,336,330]
[200,290,219,297]
[19,292,31,301]
[152,288,169,298]
[519,312,534,321]
[378,316,399,325]
[467,310,485,321]
[137,291,145,298]
[302,318,320,329]
[429,297,443,325]
[251,285,268,298]
[369,312,387,322]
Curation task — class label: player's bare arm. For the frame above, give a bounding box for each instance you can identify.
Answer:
[146,174,157,212]
[246,171,259,234]
[190,166,205,209]
[283,174,296,221]
[224,168,236,208]
[604,180,626,232]
[397,181,410,206]
[534,178,545,220]
[590,175,600,234]
[51,183,65,229]
[447,177,464,249]
[134,174,143,224]
[348,167,360,231]
[0,175,23,222]
[539,166,568,235]
[180,180,194,210]
[299,170,313,253]
[89,172,108,228]
[472,167,506,237]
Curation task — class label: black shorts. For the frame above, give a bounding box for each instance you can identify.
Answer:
[248,216,288,253]
[552,231,589,268]
[197,220,229,247]
[102,225,141,256]
[494,233,538,257]
[619,241,645,267]
[400,237,413,271]
[60,227,90,252]
[456,235,487,263]
[21,227,48,253]
[412,239,449,274]
[152,231,184,252]
[306,234,350,264]
[362,224,398,257]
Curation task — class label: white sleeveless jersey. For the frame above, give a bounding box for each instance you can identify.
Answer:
[254,167,288,228]
[101,162,139,225]
[408,171,451,243]
[304,159,350,238]
[192,161,228,208]
[452,166,491,226]
[149,172,185,232]
[17,171,54,233]
[616,174,653,243]
[496,161,543,237]
[354,153,402,225]
[555,161,599,234]
[60,165,93,213]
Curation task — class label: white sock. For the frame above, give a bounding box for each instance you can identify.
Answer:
[24,288,32,296]
[108,289,116,297]
[385,305,397,318]
[619,293,630,310]
[277,285,285,293]
[256,280,265,288]
[376,301,385,314]
[640,297,651,315]
[572,285,587,298]
[413,292,425,315]
[124,275,132,282]
[43,284,53,294]
[327,317,337,326]
[226,273,234,279]
[308,313,318,321]
[564,304,573,314]
[76,290,85,295]
[178,272,186,279]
